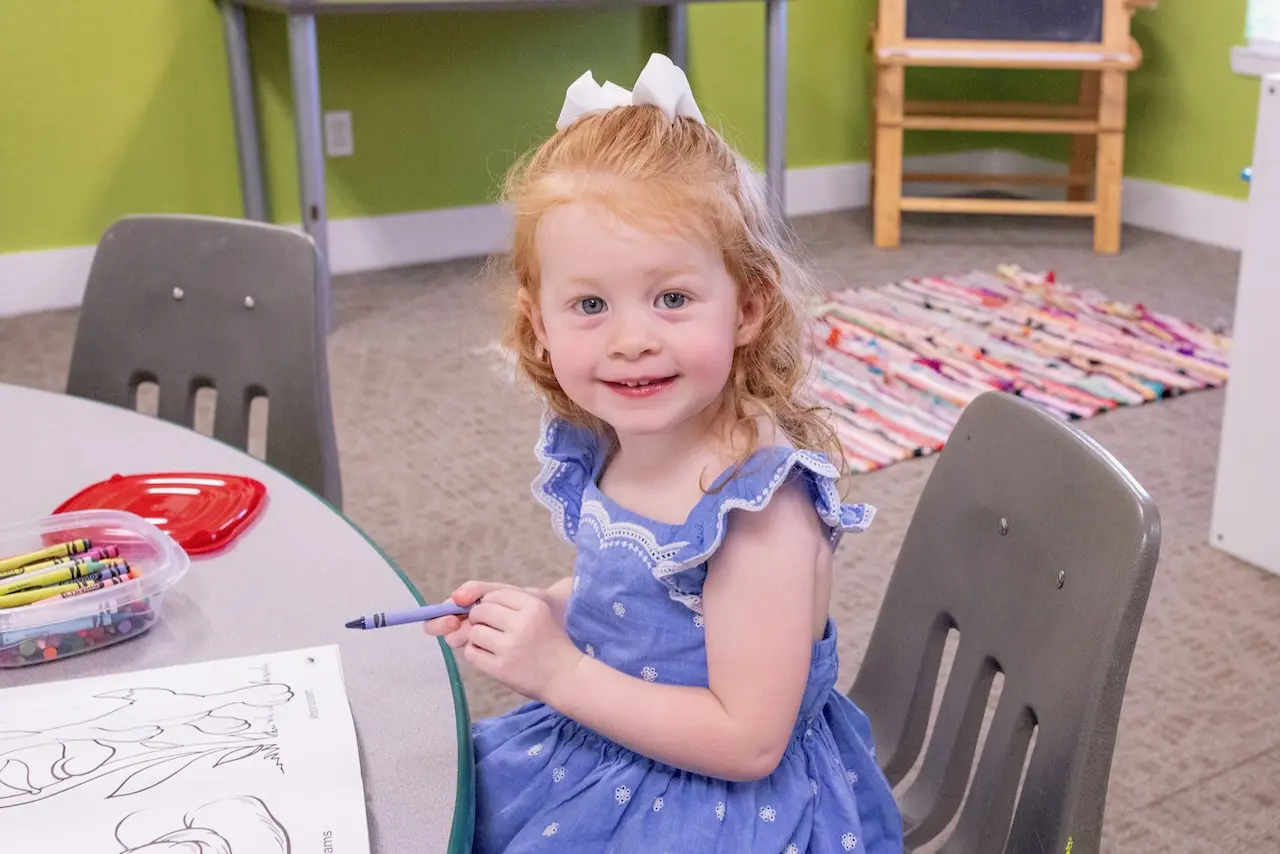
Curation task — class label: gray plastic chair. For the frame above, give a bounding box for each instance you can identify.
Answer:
[66,214,342,509]
[848,391,1159,853]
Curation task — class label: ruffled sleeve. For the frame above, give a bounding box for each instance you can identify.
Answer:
[653,448,876,614]
[531,414,604,543]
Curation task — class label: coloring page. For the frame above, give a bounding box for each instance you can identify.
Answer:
[0,646,368,854]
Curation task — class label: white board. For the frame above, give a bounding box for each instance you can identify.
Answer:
[1210,76,1280,577]
[0,646,368,854]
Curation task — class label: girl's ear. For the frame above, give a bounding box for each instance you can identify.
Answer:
[735,290,766,347]
[518,287,549,350]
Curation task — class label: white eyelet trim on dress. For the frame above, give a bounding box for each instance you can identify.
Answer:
[528,743,543,757]
[531,415,578,544]
[533,415,875,615]
[715,801,726,821]
[552,766,566,782]
[543,823,558,837]
[641,666,658,682]
[653,797,664,812]
[648,451,874,615]
[615,785,632,805]
[842,832,858,850]
[580,500,689,568]
[760,806,776,822]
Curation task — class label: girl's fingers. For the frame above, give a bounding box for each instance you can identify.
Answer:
[468,601,518,631]
[444,623,472,648]
[464,641,497,671]
[420,615,462,636]
[453,580,510,606]
[467,624,502,654]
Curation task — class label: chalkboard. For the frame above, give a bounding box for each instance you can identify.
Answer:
[906,0,1105,43]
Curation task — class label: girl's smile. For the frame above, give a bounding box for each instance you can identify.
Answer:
[601,375,678,398]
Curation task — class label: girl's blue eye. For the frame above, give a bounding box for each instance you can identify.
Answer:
[578,297,606,315]
[659,292,687,309]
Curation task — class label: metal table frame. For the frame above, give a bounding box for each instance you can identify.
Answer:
[218,0,788,322]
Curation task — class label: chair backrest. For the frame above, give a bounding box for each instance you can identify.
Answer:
[66,214,342,509]
[848,391,1159,854]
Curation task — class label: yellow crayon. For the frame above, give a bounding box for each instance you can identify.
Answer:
[0,558,130,597]
[0,538,91,574]
[8,544,119,576]
[5,564,131,598]
[0,570,134,609]
[0,546,120,583]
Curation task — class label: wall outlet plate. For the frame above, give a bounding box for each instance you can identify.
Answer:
[324,110,354,158]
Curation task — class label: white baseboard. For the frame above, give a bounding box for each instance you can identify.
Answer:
[0,150,1249,318]
[326,202,512,276]
[967,150,1249,251]
[1121,174,1249,251]
[784,162,870,216]
[0,246,97,318]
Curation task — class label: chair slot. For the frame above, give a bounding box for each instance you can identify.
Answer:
[940,700,1039,854]
[898,642,999,847]
[193,385,218,436]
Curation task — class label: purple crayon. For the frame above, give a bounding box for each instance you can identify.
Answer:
[345,599,473,630]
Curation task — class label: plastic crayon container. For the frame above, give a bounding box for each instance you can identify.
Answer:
[0,509,189,668]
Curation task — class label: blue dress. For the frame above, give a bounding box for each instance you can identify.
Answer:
[471,417,904,854]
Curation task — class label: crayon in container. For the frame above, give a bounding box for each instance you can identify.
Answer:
[0,509,189,668]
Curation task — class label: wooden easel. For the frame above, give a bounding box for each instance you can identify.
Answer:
[871,0,1157,254]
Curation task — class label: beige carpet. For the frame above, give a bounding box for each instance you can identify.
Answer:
[2,209,1277,850]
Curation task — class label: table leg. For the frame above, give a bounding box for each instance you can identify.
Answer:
[764,0,787,221]
[668,5,688,69]
[219,1,268,222]
[287,13,332,330]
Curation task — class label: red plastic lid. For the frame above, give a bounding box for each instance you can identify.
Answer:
[52,473,268,555]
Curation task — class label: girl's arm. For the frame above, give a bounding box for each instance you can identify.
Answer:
[543,480,822,782]
[542,576,574,625]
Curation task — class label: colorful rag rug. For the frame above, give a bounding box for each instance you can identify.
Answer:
[808,265,1232,474]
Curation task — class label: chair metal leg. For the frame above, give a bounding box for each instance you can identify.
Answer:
[287,12,333,330]
[764,0,787,222]
[220,1,268,222]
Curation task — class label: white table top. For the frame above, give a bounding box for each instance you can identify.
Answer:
[0,382,469,854]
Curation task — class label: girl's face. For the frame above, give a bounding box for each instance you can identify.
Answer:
[527,201,760,441]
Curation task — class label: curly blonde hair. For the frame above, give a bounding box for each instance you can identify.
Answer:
[502,104,843,473]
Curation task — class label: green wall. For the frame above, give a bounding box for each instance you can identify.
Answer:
[985,0,1260,201]
[0,0,1263,256]
[1128,0,1258,199]
[0,1,242,253]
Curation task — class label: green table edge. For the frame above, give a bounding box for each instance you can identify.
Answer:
[329,504,476,854]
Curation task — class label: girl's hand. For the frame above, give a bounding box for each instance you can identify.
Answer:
[421,580,514,649]
[464,587,584,703]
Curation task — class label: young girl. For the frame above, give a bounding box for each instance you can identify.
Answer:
[425,53,904,854]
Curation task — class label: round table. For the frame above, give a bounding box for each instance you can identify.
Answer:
[0,382,471,853]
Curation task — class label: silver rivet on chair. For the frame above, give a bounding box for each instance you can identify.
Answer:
[999,517,1009,536]
[1056,570,1065,589]
[244,296,256,309]
[172,287,184,300]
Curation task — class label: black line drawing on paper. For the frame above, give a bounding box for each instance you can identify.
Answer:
[112,794,292,853]
[0,683,293,808]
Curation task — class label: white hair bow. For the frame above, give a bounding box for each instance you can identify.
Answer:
[556,53,705,131]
